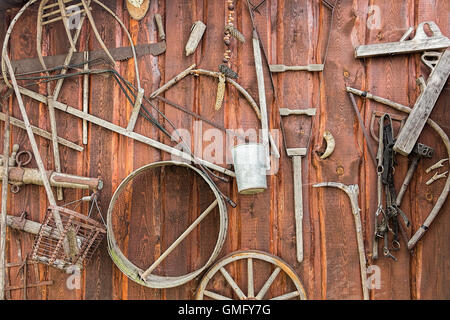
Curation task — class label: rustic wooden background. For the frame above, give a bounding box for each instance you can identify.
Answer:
[0,0,449,300]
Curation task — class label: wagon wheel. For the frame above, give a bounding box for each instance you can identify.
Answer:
[196,250,307,300]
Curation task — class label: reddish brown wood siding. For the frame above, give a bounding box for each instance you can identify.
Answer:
[0,0,449,300]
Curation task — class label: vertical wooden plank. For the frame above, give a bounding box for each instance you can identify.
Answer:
[361,0,414,300]
[125,0,162,301]
[159,0,195,300]
[274,0,322,299]
[311,0,369,299]
[83,0,118,300]
[413,0,450,300]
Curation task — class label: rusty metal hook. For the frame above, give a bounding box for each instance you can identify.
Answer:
[15,150,32,167]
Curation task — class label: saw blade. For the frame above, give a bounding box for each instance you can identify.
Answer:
[4,42,166,75]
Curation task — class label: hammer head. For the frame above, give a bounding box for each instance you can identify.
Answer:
[286,148,307,157]
[412,143,434,158]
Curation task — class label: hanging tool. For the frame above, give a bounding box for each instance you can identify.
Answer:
[279,105,316,263]
[279,108,316,116]
[313,182,369,300]
[287,148,307,263]
[250,22,270,169]
[393,50,450,156]
[396,143,434,206]
[355,21,450,156]
[369,111,405,142]
[355,22,450,58]
[154,14,166,42]
[269,64,324,73]
[4,43,166,76]
[373,114,410,262]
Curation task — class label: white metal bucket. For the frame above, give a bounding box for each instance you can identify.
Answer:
[231,143,267,194]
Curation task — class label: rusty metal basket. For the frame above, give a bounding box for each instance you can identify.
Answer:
[31,205,106,270]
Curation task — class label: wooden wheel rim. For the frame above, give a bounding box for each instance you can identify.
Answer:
[107,161,228,289]
[196,250,307,300]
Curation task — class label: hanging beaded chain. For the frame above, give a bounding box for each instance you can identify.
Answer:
[215,0,244,110]
[223,0,235,65]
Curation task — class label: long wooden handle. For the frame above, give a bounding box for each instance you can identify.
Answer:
[252,30,270,169]
[292,155,303,263]
[353,211,369,300]
[2,166,102,190]
[0,105,10,300]
[154,14,165,40]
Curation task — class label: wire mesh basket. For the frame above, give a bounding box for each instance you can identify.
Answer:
[31,205,106,270]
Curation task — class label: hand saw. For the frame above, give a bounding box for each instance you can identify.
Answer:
[3,42,166,75]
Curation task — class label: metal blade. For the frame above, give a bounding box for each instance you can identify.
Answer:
[5,42,166,75]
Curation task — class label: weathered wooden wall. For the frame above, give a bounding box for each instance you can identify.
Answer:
[0,0,449,300]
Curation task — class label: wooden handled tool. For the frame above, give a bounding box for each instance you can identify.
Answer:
[269,64,324,72]
[279,108,316,117]
[154,14,166,40]
[313,182,369,300]
[286,148,307,263]
[1,166,103,191]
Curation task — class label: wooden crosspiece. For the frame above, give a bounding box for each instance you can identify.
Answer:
[196,250,307,300]
[139,200,218,280]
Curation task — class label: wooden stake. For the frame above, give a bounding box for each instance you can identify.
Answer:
[0,100,10,301]
[83,51,89,145]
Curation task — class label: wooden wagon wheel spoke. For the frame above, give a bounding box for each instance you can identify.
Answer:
[203,290,232,300]
[219,267,247,300]
[140,200,218,280]
[255,266,281,300]
[196,250,307,300]
[270,291,300,300]
[247,258,254,298]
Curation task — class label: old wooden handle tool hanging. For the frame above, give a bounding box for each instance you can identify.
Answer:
[287,148,307,263]
[355,21,450,58]
[269,64,324,73]
[393,50,450,156]
[313,182,369,300]
[355,21,450,156]
[280,107,316,263]
[1,166,103,191]
[279,108,317,117]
